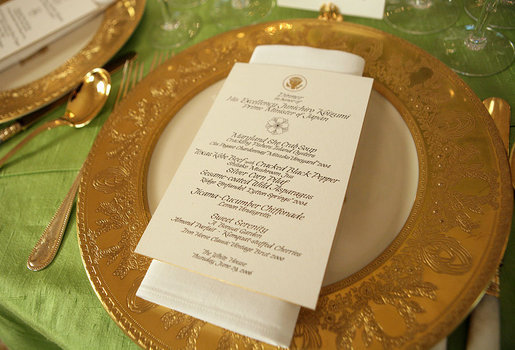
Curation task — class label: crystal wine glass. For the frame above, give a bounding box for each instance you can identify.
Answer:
[434,0,515,76]
[210,0,274,29]
[150,0,206,49]
[465,0,515,29]
[384,0,460,34]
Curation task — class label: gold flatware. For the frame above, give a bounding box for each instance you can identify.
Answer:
[0,0,145,123]
[0,68,111,169]
[482,97,510,300]
[0,51,136,145]
[483,97,513,189]
[26,65,130,272]
[483,97,510,154]
[27,169,83,271]
[27,52,171,271]
[21,68,111,271]
[467,97,511,350]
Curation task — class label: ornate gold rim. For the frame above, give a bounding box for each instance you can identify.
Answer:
[0,0,146,123]
[321,80,427,294]
[77,19,512,349]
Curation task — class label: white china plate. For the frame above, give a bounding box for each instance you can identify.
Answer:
[0,16,101,90]
[147,80,419,286]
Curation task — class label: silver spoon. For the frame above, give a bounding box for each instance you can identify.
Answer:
[0,68,112,271]
[0,68,111,168]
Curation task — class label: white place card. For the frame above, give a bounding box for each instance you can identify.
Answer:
[0,0,110,71]
[135,62,373,309]
[278,0,385,20]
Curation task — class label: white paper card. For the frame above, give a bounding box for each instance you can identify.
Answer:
[0,0,109,71]
[135,63,373,309]
[278,0,385,20]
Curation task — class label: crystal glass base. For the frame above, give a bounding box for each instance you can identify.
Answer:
[171,0,208,9]
[210,0,274,28]
[385,0,460,34]
[434,25,515,76]
[465,0,515,29]
[150,12,201,49]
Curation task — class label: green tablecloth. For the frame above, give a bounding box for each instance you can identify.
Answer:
[0,1,513,349]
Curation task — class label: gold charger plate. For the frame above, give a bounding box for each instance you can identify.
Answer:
[77,19,512,349]
[0,0,145,123]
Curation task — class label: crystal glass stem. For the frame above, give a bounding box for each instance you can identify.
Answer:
[465,0,515,29]
[465,0,498,50]
[410,0,432,9]
[384,0,460,34]
[434,0,514,76]
[211,0,274,29]
[151,0,201,49]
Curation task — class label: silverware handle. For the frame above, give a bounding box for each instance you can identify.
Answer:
[27,168,82,271]
[0,119,62,168]
[0,123,23,144]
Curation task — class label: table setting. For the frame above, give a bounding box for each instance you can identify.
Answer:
[0,1,513,349]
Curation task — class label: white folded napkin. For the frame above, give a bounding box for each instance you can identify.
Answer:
[136,45,366,348]
[0,0,114,72]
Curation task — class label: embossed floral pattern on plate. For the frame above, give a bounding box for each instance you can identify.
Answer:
[77,19,512,349]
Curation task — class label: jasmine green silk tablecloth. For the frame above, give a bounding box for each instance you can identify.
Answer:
[0,1,513,349]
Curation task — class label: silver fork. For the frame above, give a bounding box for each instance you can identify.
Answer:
[27,52,170,271]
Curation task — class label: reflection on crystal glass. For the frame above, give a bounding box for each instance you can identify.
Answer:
[384,0,460,34]
[210,0,274,29]
[465,0,515,29]
[434,0,515,76]
[173,0,208,7]
[150,0,205,49]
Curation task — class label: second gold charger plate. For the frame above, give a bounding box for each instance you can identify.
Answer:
[77,19,512,349]
[0,0,145,123]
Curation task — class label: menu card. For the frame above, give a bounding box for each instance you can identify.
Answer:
[0,0,111,71]
[135,62,373,309]
[278,0,385,19]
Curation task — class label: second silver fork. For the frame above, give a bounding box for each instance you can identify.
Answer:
[27,52,170,271]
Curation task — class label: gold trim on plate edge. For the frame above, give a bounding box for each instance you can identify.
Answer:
[77,19,512,349]
[0,0,146,123]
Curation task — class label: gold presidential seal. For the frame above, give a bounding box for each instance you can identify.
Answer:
[283,75,307,91]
